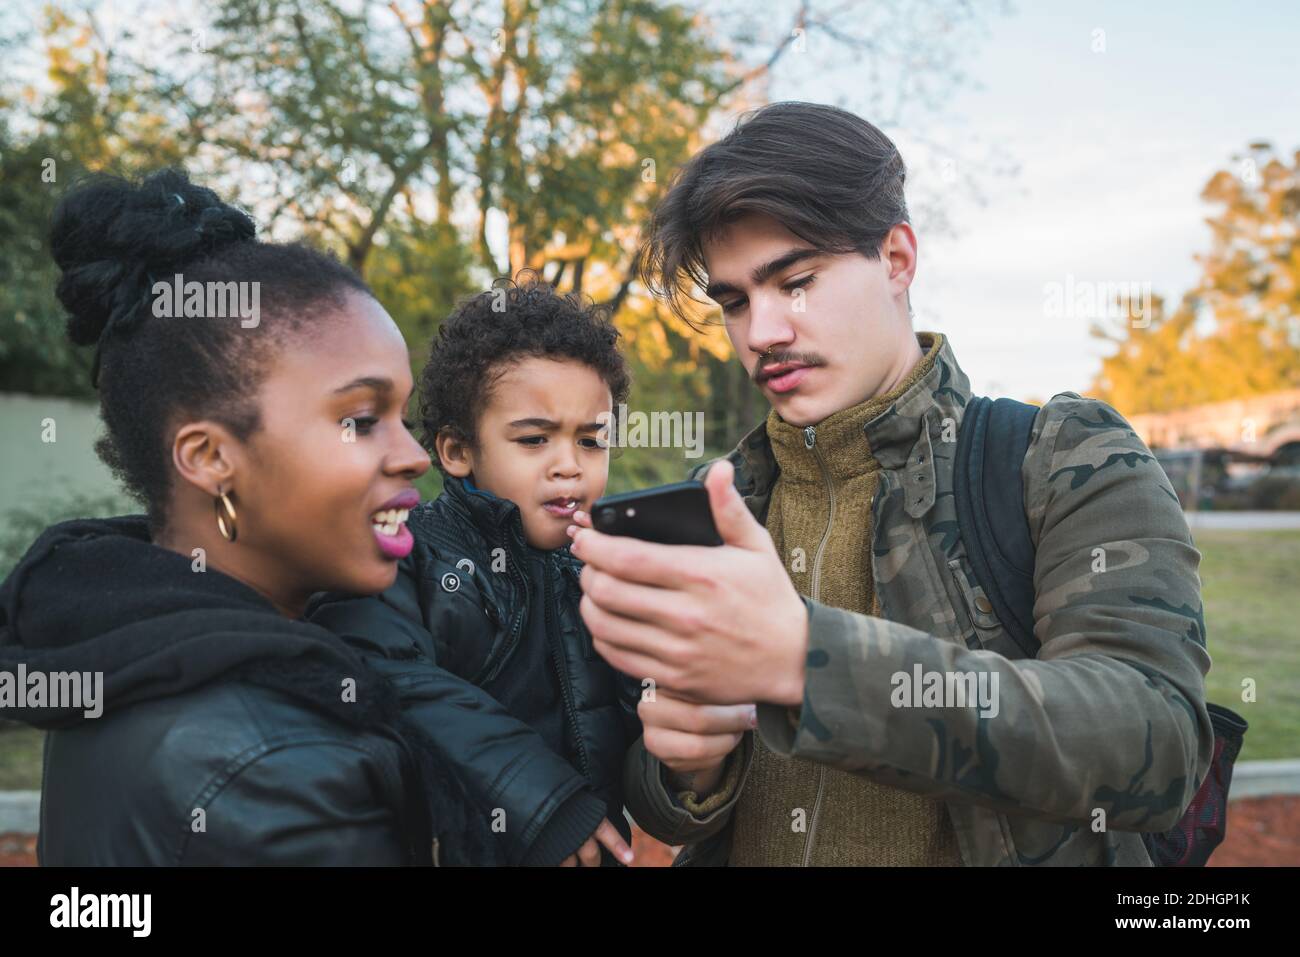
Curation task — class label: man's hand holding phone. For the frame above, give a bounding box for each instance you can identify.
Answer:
[566,460,809,708]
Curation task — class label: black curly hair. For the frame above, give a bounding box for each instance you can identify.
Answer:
[50,168,372,530]
[418,275,631,472]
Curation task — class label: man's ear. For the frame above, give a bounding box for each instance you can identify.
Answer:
[884,222,918,300]
[435,429,474,478]
[172,420,241,497]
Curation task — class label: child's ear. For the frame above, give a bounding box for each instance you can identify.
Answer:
[436,429,474,478]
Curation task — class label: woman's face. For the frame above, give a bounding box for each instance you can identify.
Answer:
[215,290,431,613]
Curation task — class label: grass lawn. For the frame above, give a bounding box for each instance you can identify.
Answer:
[1193,528,1300,762]
[0,723,44,791]
[0,530,1294,794]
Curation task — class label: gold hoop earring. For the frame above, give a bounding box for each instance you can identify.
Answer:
[215,488,238,543]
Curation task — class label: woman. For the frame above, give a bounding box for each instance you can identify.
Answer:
[0,168,485,864]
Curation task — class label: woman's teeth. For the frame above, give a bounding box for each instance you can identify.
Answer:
[371,507,409,536]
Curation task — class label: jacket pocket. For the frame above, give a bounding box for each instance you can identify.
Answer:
[947,557,1025,658]
[419,556,506,678]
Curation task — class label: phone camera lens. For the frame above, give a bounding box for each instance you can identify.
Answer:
[597,507,616,527]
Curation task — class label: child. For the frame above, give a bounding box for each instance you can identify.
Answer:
[310,277,641,866]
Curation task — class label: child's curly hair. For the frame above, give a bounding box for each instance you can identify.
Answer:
[418,274,631,471]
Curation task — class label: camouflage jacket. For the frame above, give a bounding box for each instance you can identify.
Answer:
[623,332,1214,866]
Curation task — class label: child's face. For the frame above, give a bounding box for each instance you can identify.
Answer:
[439,357,612,550]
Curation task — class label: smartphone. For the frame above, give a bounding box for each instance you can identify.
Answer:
[591,481,722,546]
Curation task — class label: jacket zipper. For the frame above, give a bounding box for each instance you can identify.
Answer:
[476,526,528,686]
[801,424,833,867]
[544,557,592,781]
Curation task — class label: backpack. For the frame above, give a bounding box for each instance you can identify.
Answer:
[952,396,1248,867]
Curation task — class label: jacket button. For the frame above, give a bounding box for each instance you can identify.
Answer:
[441,572,460,593]
[974,596,993,614]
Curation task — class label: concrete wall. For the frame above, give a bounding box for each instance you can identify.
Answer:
[0,393,130,521]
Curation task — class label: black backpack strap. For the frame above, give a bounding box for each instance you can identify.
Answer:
[952,396,1041,657]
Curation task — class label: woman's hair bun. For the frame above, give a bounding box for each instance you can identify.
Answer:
[49,168,257,347]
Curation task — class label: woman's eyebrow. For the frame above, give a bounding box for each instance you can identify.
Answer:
[332,375,393,395]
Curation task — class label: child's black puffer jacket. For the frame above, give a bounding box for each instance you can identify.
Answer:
[310,475,643,865]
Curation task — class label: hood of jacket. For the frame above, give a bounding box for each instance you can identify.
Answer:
[1,514,401,731]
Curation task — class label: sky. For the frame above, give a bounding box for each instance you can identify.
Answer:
[776,0,1300,400]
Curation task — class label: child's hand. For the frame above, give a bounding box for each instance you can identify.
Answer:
[559,817,634,866]
[566,509,595,536]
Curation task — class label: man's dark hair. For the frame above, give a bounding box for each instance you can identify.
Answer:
[418,274,631,472]
[636,101,909,326]
[50,168,372,530]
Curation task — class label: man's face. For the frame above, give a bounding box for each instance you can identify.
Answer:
[701,213,917,427]
[441,357,612,550]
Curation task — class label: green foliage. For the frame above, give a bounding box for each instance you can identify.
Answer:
[361,220,479,376]
[0,130,95,397]
[0,6,195,398]
[0,489,136,580]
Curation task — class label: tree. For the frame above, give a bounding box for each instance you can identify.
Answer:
[4,0,1014,438]
[1092,143,1300,414]
[0,6,191,397]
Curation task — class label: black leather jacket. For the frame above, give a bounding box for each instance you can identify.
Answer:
[308,476,643,864]
[39,677,428,865]
[0,516,443,866]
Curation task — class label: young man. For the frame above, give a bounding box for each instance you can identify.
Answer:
[568,101,1213,866]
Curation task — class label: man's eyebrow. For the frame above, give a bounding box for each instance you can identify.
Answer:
[752,247,823,286]
[704,247,823,300]
[704,278,742,301]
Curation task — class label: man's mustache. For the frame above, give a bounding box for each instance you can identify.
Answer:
[753,351,828,384]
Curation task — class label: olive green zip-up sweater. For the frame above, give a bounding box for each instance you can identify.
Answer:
[727,335,963,866]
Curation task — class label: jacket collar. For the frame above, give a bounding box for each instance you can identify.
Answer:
[729,332,973,520]
[440,474,579,567]
[442,473,522,536]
